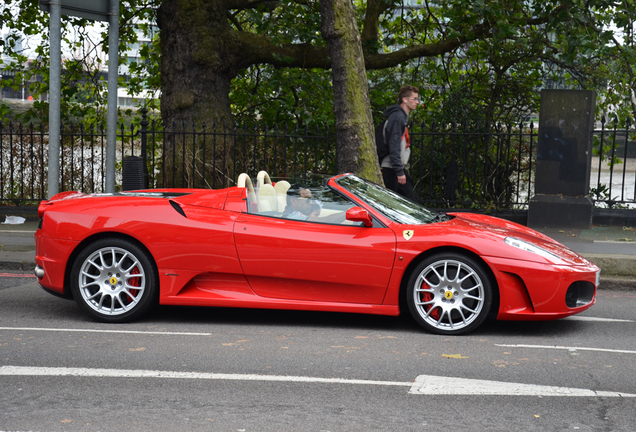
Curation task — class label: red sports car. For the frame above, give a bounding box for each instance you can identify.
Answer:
[34,172,599,335]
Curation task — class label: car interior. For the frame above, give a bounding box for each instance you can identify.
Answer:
[237,171,358,225]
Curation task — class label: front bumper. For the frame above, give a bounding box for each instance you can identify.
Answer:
[485,256,599,320]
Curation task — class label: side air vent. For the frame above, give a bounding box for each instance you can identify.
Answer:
[169,200,187,218]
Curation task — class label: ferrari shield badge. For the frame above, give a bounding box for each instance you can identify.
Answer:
[403,230,414,241]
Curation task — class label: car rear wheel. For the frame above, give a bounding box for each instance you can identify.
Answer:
[71,238,157,323]
[407,253,493,335]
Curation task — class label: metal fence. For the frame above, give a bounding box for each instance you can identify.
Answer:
[409,121,536,208]
[1,111,634,209]
[592,116,636,208]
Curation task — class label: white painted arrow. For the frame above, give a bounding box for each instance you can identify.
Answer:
[409,375,636,397]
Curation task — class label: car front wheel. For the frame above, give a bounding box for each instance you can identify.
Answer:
[71,238,157,323]
[407,253,493,335]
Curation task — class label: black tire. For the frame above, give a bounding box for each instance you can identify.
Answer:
[407,252,493,335]
[70,238,158,323]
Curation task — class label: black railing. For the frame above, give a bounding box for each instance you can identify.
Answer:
[151,120,336,190]
[1,111,634,209]
[408,121,536,208]
[592,116,636,208]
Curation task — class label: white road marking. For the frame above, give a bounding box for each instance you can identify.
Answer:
[564,316,634,323]
[496,344,636,354]
[409,375,636,397]
[0,366,411,387]
[0,366,633,397]
[0,327,213,336]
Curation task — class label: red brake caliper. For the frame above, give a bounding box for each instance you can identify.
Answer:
[126,267,141,303]
[421,281,440,320]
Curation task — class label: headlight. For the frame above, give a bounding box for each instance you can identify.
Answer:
[504,237,565,264]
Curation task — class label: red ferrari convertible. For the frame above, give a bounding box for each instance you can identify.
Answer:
[34,172,599,335]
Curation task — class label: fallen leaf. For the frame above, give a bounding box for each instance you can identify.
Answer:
[442,353,469,359]
[129,347,146,352]
[534,415,540,418]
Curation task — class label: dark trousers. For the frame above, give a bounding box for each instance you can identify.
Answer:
[381,167,419,203]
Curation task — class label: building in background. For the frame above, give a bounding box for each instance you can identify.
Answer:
[1,24,158,108]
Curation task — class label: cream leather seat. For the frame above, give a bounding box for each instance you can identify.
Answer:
[274,180,291,212]
[255,171,277,212]
[257,183,277,212]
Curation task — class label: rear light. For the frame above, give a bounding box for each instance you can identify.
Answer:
[37,192,85,222]
[37,200,49,219]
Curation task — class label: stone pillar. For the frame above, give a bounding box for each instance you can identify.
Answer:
[528,89,596,228]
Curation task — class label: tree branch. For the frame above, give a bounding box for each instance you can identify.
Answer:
[225,0,278,11]
[226,10,244,31]
[233,15,550,70]
[360,0,392,48]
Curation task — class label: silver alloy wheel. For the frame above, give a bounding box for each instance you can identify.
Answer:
[412,259,485,332]
[78,246,146,316]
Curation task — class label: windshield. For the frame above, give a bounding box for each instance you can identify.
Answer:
[337,175,441,224]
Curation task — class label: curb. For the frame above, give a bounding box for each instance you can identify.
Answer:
[581,253,636,278]
[599,276,636,291]
[0,260,35,272]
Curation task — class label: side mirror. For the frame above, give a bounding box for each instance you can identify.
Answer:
[346,207,373,227]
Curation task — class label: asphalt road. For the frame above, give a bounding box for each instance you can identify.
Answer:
[1,273,635,432]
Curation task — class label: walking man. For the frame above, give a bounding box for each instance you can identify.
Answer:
[380,85,419,202]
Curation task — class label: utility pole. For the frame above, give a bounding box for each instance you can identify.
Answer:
[39,0,118,196]
[47,0,61,199]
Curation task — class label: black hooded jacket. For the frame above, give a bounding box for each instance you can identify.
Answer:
[381,105,409,176]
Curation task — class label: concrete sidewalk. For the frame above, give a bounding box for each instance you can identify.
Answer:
[0,220,635,290]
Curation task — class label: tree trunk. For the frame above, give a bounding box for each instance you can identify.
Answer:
[320,0,382,183]
[158,0,239,187]
[158,0,235,128]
